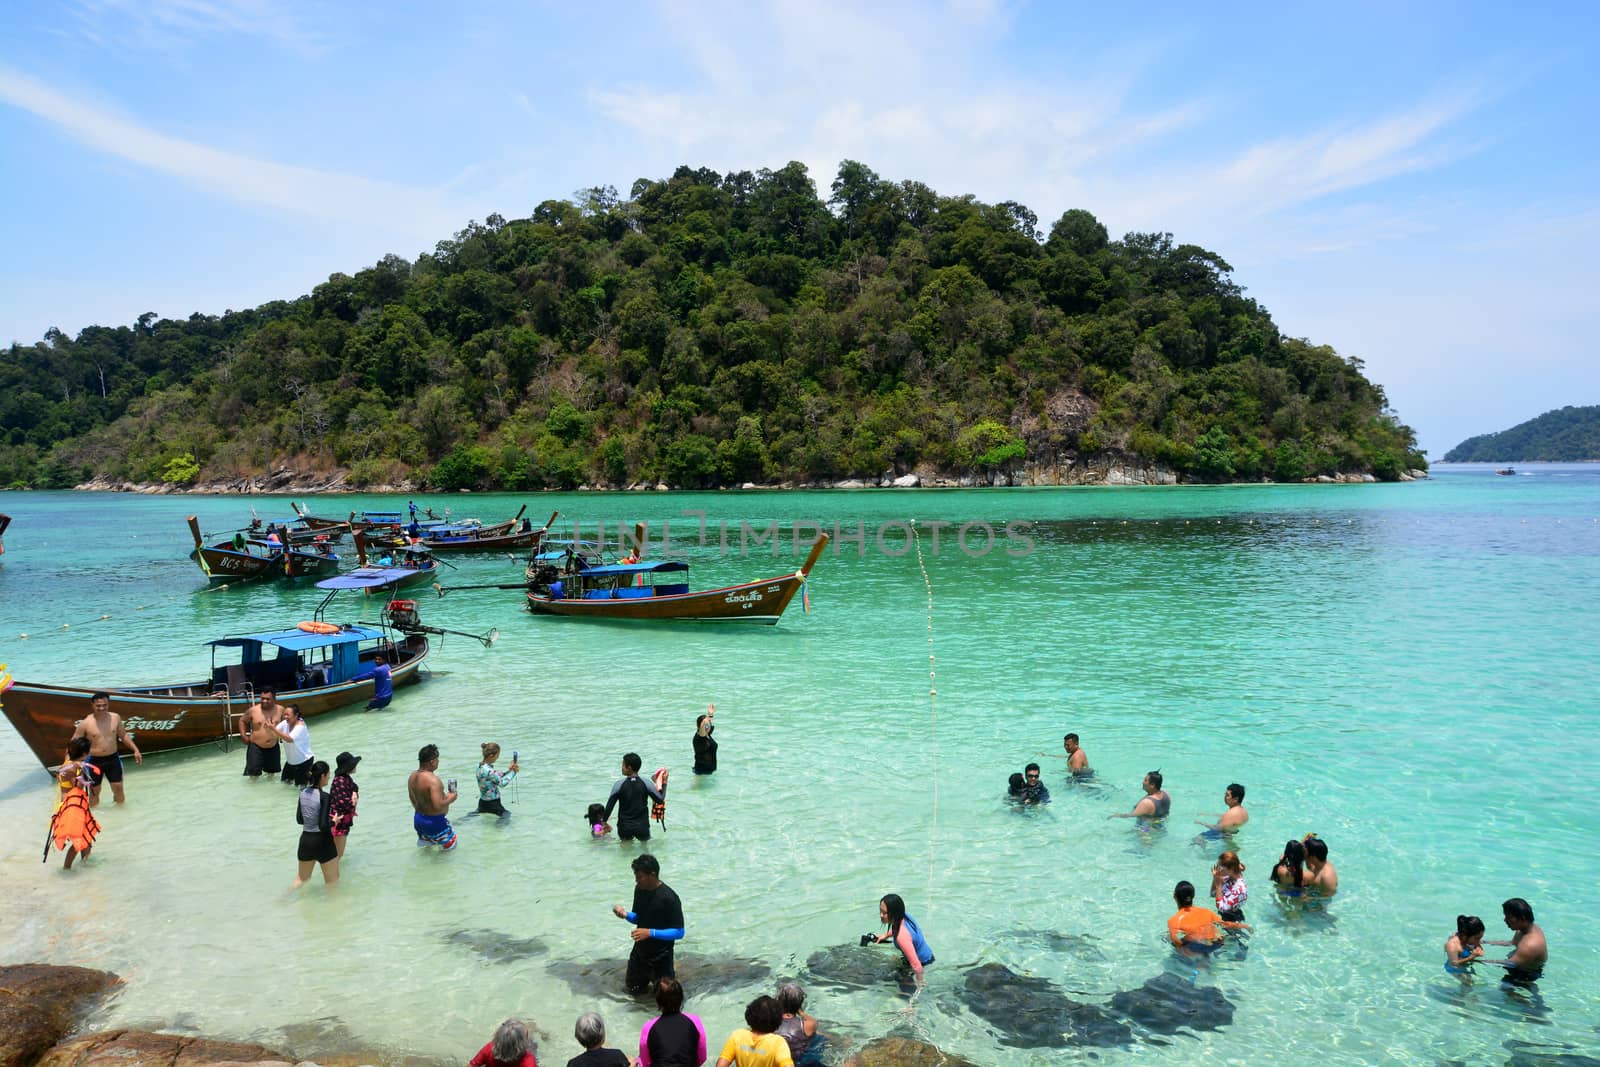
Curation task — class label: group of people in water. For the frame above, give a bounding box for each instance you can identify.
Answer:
[1006,732,1548,983]
[42,697,1552,1064]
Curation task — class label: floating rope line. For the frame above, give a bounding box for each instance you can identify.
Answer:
[910,519,938,920]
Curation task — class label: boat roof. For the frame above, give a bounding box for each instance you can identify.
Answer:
[315,568,421,590]
[208,624,387,651]
[578,560,690,577]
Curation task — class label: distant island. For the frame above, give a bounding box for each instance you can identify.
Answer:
[1444,405,1600,462]
[1,160,1425,491]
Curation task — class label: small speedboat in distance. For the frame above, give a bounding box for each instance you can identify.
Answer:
[1495,467,1516,476]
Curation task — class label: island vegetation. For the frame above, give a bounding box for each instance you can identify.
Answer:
[0,161,1425,491]
[1443,405,1600,462]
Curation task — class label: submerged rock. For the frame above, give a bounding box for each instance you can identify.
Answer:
[547,954,771,999]
[960,962,1131,1049]
[803,945,906,992]
[441,928,549,962]
[1504,1039,1600,1067]
[0,964,120,1067]
[844,1036,978,1067]
[35,1029,282,1067]
[1108,972,1235,1034]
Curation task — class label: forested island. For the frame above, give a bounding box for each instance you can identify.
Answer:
[1444,405,1600,462]
[1,161,1425,491]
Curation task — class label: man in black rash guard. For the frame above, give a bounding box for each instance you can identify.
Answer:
[604,752,664,841]
[612,853,684,995]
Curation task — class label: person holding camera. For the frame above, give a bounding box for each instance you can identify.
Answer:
[612,853,683,995]
[409,743,459,850]
[476,742,519,818]
[864,893,933,987]
[692,706,717,775]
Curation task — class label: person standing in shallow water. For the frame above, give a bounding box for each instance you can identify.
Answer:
[867,893,933,988]
[1195,783,1249,837]
[329,751,360,858]
[409,743,459,850]
[1303,835,1337,897]
[70,691,141,805]
[613,853,684,995]
[476,742,519,817]
[1110,770,1170,823]
[1482,897,1547,988]
[693,706,717,775]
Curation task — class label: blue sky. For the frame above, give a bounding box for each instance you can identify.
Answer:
[1,1,1595,456]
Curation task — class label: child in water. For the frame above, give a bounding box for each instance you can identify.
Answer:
[586,803,611,838]
[1445,915,1485,976]
[51,736,103,869]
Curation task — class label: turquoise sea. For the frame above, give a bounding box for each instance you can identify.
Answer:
[1,467,1597,1065]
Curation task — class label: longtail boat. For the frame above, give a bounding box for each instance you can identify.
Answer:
[290,501,359,537]
[415,507,552,554]
[187,515,341,583]
[250,507,349,545]
[317,531,442,595]
[524,534,828,623]
[0,622,428,772]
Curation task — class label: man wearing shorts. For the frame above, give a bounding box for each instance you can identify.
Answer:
[70,691,142,805]
[240,689,283,779]
[409,743,458,850]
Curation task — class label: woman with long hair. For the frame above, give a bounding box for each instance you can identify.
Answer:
[1271,839,1307,897]
[292,760,338,889]
[868,893,934,986]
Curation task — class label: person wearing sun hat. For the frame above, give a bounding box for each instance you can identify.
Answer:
[329,751,361,858]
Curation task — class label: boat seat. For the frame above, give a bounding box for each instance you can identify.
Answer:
[615,587,653,599]
[225,665,250,696]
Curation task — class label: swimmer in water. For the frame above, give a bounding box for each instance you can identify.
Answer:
[1303,834,1337,898]
[1271,839,1309,897]
[1195,783,1249,837]
[1109,770,1169,823]
[1167,880,1248,957]
[1445,915,1485,976]
[1481,897,1547,988]
[1210,850,1248,921]
[1040,733,1092,777]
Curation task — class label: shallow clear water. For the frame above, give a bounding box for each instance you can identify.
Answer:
[2,468,1597,1065]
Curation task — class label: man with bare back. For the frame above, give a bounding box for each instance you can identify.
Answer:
[408,743,458,850]
[70,691,142,805]
[239,688,283,780]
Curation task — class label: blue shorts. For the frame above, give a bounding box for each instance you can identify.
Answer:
[414,812,456,849]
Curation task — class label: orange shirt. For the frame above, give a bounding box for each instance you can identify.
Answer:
[1168,905,1223,946]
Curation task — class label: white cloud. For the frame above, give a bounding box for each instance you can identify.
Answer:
[67,0,325,56]
[0,65,463,238]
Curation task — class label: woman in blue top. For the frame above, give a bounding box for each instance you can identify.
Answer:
[476,742,519,817]
[870,893,933,987]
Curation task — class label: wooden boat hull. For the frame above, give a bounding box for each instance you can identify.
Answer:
[0,635,428,771]
[192,544,341,583]
[527,572,807,623]
[423,528,544,554]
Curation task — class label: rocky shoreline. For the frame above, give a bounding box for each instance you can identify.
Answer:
[0,964,973,1067]
[63,456,1426,495]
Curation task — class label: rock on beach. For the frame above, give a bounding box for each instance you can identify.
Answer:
[0,964,120,1067]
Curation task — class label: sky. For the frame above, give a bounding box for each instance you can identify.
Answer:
[1,1,1595,457]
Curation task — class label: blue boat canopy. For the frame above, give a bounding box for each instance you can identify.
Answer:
[208,624,387,652]
[577,560,690,577]
[315,569,419,590]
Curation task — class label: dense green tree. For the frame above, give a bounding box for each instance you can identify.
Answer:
[1,160,1423,488]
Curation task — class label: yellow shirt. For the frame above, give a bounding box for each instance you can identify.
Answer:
[718,1029,793,1067]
